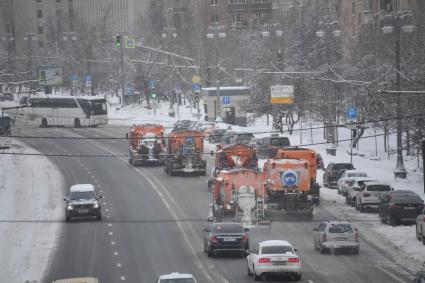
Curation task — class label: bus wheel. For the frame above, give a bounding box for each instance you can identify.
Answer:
[74,118,81,128]
[41,118,48,128]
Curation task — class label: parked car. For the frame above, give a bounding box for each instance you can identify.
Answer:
[413,262,425,283]
[313,221,359,254]
[64,184,103,222]
[157,272,197,283]
[337,170,368,195]
[417,206,425,245]
[323,162,355,188]
[345,178,377,206]
[220,131,254,145]
[203,222,249,257]
[247,240,302,281]
[355,182,392,212]
[207,128,227,143]
[379,190,424,226]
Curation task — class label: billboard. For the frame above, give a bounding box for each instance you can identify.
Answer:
[38,66,64,86]
[270,85,294,104]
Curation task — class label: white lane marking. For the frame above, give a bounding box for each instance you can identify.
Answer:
[61,131,219,283]
[111,241,116,245]
[87,171,91,175]
[114,251,119,256]
[97,184,101,188]
[100,190,104,193]
[308,280,314,283]
[108,231,113,236]
[106,215,111,219]
[103,202,107,205]
[375,265,407,283]
[117,263,122,268]
[120,276,126,281]
[94,179,99,183]
[105,208,109,212]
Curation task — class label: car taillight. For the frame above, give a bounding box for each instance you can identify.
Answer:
[363,192,370,197]
[288,257,300,263]
[259,258,271,263]
[390,204,402,209]
[322,233,327,242]
[209,236,219,243]
[241,234,249,242]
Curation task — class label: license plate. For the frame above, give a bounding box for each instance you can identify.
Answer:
[78,209,89,213]
[223,238,236,242]
[273,261,287,265]
[404,207,415,210]
[335,237,347,241]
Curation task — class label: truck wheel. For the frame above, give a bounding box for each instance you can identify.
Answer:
[294,274,302,281]
[169,163,175,176]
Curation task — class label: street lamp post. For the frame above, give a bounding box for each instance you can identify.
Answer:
[23,33,37,78]
[207,27,226,123]
[161,28,178,119]
[382,12,415,179]
[62,32,77,95]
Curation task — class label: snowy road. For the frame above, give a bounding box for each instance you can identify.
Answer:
[15,124,419,283]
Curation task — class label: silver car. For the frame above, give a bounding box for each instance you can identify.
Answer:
[355,182,392,212]
[313,221,359,254]
[345,178,377,206]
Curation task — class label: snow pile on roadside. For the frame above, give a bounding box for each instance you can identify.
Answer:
[0,142,64,282]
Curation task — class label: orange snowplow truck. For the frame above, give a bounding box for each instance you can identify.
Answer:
[126,123,165,166]
[271,147,320,205]
[164,129,206,176]
[208,143,258,190]
[211,169,264,224]
[262,158,314,220]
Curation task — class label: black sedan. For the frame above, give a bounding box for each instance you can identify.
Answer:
[203,222,249,257]
[379,190,424,226]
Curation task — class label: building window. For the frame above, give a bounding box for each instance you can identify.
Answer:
[380,0,392,11]
[255,11,265,22]
[210,0,218,5]
[37,26,43,34]
[56,9,62,16]
[358,12,361,25]
[363,0,370,11]
[36,0,42,2]
[210,14,219,23]
[56,0,61,2]
[352,1,355,15]
[352,24,355,38]
[37,9,43,19]
[38,41,44,48]
[230,0,246,3]
[232,12,243,22]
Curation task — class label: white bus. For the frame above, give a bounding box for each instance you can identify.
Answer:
[24,96,108,127]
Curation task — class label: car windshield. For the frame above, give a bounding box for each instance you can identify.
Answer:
[212,224,243,233]
[328,224,354,233]
[335,164,354,170]
[368,185,391,192]
[270,138,290,147]
[348,172,367,177]
[159,279,195,283]
[261,245,293,254]
[392,194,422,202]
[70,191,95,200]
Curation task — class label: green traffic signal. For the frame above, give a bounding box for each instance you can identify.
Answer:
[151,93,157,99]
[115,34,121,48]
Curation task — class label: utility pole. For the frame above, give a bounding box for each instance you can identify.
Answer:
[422,139,424,194]
[120,37,125,105]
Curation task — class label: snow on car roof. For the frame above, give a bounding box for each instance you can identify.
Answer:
[158,272,194,279]
[70,184,95,193]
[260,240,292,247]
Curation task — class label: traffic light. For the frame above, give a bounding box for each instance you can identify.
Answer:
[115,33,121,48]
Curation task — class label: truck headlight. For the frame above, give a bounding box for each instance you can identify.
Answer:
[66,204,74,210]
[93,201,99,209]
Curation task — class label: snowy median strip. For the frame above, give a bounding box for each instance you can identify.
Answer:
[0,141,64,283]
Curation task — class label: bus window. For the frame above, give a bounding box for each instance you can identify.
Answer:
[77,99,91,117]
[89,99,107,115]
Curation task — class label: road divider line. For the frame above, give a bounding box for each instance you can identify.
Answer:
[375,264,407,283]
[59,130,222,283]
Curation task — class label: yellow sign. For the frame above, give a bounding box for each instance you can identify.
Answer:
[191,75,200,83]
[271,97,294,104]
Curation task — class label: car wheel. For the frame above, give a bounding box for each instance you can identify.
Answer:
[207,248,214,257]
[380,212,386,224]
[319,244,326,254]
[355,201,360,211]
[323,175,328,188]
[387,214,396,226]
[253,266,261,281]
[247,262,252,276]
[96,213,102,221]
[65,215,71,223]
[359,204,364,213]
[294,273,302,281]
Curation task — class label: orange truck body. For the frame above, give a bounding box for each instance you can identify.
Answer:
[164,130,207,176]
[127,123,165,165]
[263,159,310,193]
[214,143,258,170]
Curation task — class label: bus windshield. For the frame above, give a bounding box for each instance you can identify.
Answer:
[89,99,107,115]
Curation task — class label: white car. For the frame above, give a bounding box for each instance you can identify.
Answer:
[355,182,392,212]
[337,170,368,195]
[313,221,359,254]
[157,272,197,283]
[416,206,425,245]
[247,240,302,281]
[345,178,377,206]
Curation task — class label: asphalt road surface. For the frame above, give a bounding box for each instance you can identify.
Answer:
[15,123,416,283]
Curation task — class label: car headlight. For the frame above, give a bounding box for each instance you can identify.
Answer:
[93,201,99,209]
[66,204,74,210]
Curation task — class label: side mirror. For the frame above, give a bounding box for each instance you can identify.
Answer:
[294,248,298,252]
[97,195,104,199]
[63,197,68,202]
[391,187,395,191]
[125,133,129,140]
[313,227,319,231]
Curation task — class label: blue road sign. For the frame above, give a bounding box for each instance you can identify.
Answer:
[71,74,78,82]
[186,137,194,144]
[85,75,91,82]
[222,96,231,105]
[126,87,134,96]
[192,83,201,92]
[148,80,156,89]
[346,106,358,119]
[281,171,298,187]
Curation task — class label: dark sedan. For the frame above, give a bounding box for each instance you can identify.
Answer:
[379,190,424,226]
[203,222,249,257]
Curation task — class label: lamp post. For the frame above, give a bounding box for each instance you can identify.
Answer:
[382,12,415,179]
[0,35,15,75]
[23,33,37,78]
[207,26,226,123]
[161,28,179,119]
[62,32,77,95]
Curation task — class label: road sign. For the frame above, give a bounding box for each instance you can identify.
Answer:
[192,83,201,92]
[174,88,181,94]
[126,87,134,96]
[346,106,358,119]
[281,171,299,187]
[85,75,91,88]
[125,37,136,49]
[71,74,79,82]
[148,80,156,89]
[192,75,200,83]
[222,96,230,105]
[271,85,294,104]
[38,66,64,86]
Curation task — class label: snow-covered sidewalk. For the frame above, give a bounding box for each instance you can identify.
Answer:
[0,142,64,282]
